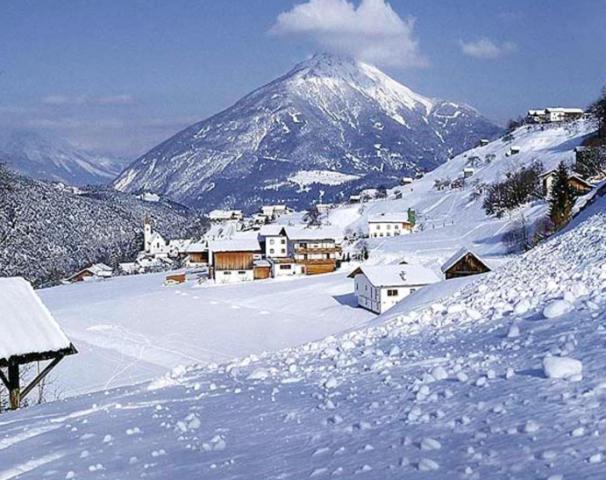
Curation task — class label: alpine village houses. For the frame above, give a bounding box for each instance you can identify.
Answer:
[368,210,415,239]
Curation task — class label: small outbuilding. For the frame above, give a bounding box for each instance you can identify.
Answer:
[441,248,492,280]
[349,264,441,314]
[0,277,77,409]
[66,263,113,283]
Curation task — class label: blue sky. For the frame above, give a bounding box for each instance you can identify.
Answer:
[1,0,604,158]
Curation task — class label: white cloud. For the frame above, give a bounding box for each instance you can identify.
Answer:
[459,38,516,60]
[42,94,135,106]
[270,0,427,68]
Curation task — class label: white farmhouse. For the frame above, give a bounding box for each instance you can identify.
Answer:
[349,264,441,314]
[261,205,290,221]
[258,225,289,258]
[368,212,413,238]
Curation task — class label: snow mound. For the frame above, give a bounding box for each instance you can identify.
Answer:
[543,356,583,381]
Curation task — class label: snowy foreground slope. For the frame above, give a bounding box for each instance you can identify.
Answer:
[2,199,605,478]
[280,120,596,268]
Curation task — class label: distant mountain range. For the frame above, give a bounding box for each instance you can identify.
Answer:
[0,129,128,186]
[114,53,502,211]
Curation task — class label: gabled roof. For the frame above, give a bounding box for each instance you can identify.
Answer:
[368,212,411,224]
[258,225,287,237]
[441,247,493,273]
[285,227,341,241]
[209,238,261,253]
[0,277,73,361]
[349,264,441,287]
[185,242,207,253]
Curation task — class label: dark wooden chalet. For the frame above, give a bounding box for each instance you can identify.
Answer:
[441,248,492,280]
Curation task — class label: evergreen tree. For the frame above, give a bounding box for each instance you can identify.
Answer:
[549,162,575,229]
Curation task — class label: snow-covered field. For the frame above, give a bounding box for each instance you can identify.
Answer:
[1,184,605,479]
[39,268,373,396]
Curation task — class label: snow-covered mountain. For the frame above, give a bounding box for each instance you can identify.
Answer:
[0,130,127,186]
[114,53,502,211]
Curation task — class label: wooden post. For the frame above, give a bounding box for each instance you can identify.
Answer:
[8,361,20,410]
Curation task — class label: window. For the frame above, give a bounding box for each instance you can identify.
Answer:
[279,264,292,270]
[386,224,391,229]
[280,249,286,254]
[269,239,275,245]
[376,225,381,230]
[238,271,246,275]
[394,224,400,229]
[270,249,275,254]
[387,289,398,297]
[280,239,286,244]
[223,271,232,275]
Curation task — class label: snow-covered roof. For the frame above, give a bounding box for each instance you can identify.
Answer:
[286,227,341,241]
[258,225,287,237]
[441,247,496,273]
[0,277,73,360]
[368,212,411,224]
[254,259,271,268]
[87,263,112,275]
[209,238,260,252]
[545,107,584,114]
[349,264,441,287]
[185,242,207,253]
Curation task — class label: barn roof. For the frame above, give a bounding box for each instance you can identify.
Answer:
[348,264,441,287]
[209,238,261,252]
[0,277,73,361]
[258,225,287,237]
[286,227,342,242]
[441,247,496,273]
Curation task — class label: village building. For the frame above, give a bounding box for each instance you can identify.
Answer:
[209,238,262,284]
[260,205,290,221]
[0,277,77,409]
[258,225,289,258]
[185,242,208,266]
[208,209,244,223]
[540,169,594,198]
[527,108,584,124]
[118,262,138,275]
[479,138,490,146]
[463,167,475,178]
[349,264,441,314]
[315,203,333,214]
[253,259,272,280]
[288,229,342,275]
[441,247,494,280]
[349,194,361,204]
[368,212,414,238]
[269,257,306,277]
[400,177,414,185]
[66,263,113,283]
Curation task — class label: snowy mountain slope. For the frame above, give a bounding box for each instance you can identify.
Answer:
[37,268,372,396]
[114,53,501,211]
[0,168,194,286]
[0,130,127,186]
[280,119,597,268]
[1,183,605,479]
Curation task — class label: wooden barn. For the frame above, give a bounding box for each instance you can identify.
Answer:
[253,260,272,280]
[209,239,261,284]
[441,248,492,280]
[0,277,77,410]
[185,242,209,266]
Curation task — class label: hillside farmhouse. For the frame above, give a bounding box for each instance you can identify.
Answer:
[540,169,594,198]
[208,209,244,223]
[0,277,77,409]
[527,108,584,124]
[368,211,414,238]
[349,264,441,314]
